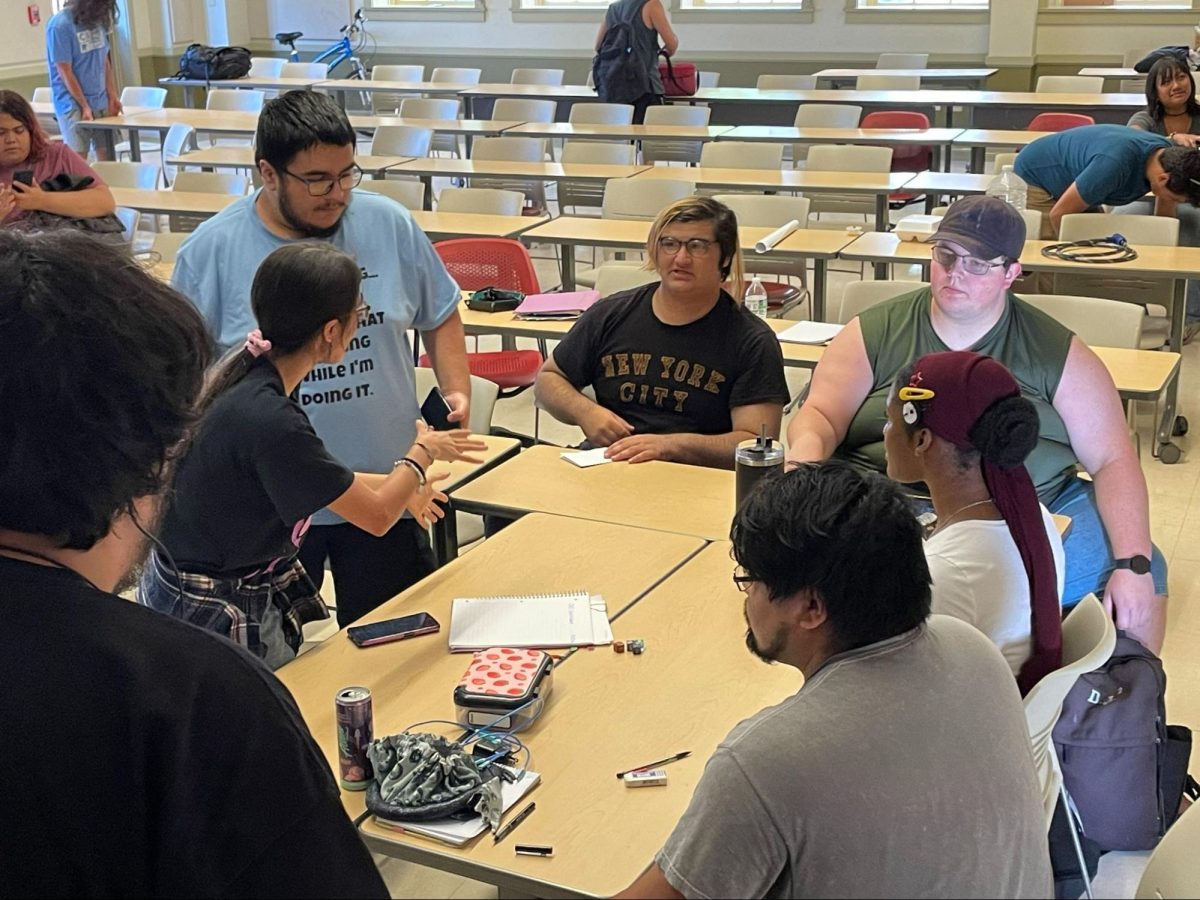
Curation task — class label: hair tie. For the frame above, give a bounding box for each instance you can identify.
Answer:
[244,329,272,358]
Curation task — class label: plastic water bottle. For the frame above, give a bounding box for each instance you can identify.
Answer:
[986,165,1028,212]
[745,275,768,318]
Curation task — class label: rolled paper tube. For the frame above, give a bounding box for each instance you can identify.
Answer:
[755,219,801,254]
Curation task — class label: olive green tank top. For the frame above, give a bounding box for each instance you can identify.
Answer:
[835,287,1078,502]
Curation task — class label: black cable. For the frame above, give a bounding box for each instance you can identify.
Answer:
[1040,232,1139,264]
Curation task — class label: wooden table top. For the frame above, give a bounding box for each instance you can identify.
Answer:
[275,512,705,821]
[1077,67,1139,79]
[433,434,522,491]
[814,68,997,82]
[33,102,155,119]
[504,122,734,141]
[951,129,1052,148]
[722,126,964,145]
[348,115,526,136]
[362,539,800,897]
[109,186,241,216]
[89,108,261,133]
[683,87,1146,109]
[460,84,600,100]
[169,147,410,175]
[632,165,914,194]
[158,74,323,90]
[408,210,549,240]
[318,78,484,96]
[902,170,994,195]
[389,157,651,182]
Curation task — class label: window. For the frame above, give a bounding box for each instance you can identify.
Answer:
[680,0,809,7]
[1048,0,1191,7]
[366,0,480,10]
[854,0,987,7]
[515,0,611,8]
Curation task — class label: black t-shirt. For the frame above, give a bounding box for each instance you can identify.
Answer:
[0,556,388,897]
[552,285,790,435]
[159,359,355,576]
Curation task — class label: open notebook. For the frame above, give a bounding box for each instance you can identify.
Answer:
[373,769,540,847]
[448,591,613,652]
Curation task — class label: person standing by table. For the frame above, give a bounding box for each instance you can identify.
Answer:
[45,0,122,160]
[593,0,679,123]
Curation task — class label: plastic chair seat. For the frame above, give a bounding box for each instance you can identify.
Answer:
[419,350,543,392]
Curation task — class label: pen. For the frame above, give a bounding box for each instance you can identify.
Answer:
[493,801,536,844]
[615,751,691,780]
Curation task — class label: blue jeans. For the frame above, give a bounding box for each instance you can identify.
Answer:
[1046,476,1168,605]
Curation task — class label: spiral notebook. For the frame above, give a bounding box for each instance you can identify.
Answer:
[448,591,613,652]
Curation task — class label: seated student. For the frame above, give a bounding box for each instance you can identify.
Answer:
[0,89,115,226]
[617,461,1052,899]
[883,350,1065,690]
[785,196,1167,655]
[534,197,790,469]
[140,243,485,669]
[0,230,387,896]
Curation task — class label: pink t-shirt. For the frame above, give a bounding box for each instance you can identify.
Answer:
[1,141,106,223]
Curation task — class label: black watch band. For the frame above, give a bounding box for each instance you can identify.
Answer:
[1113,555,1152,576]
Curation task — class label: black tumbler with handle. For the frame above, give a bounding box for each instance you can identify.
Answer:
[735,428,784,508]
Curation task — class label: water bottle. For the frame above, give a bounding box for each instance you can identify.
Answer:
[744,275,768,318]
[985,165,1028,212]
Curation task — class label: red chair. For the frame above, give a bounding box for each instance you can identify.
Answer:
[861,110,933,208]
[421,238,543,398]
[1026,112,1094,132]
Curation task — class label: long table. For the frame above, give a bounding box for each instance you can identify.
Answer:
[502,122,735,143]
[109,186,241,217]
[169,146,410,176]
[814,68,997,89]
[157,74,324,107]
[81,109,261,159]
[950,129,1051,172]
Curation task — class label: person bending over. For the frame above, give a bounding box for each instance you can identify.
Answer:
[44,0,122,159]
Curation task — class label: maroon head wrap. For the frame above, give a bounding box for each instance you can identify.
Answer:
[903,351,1062,694]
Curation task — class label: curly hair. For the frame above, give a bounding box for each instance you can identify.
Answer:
[0,90,50,164]
[1161,145,1200,206]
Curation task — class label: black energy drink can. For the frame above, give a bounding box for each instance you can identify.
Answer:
[335,686,373,790]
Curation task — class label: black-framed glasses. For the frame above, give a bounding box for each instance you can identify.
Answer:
[281,164,364,197]
[657,236,716,258]
[733,567,757,592]
[931,244,1006,276]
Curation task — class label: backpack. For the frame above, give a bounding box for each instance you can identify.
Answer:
[592,0,651,103]
[174,44,252,84]
[1133,45,1192,74]
[1053,632,1198,851]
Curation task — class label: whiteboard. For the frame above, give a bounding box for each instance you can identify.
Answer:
[263,0,353,43]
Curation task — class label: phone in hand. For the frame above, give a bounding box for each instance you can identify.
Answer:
[13,171,34,187]
[347,612,440,648]
[420,386,455,431]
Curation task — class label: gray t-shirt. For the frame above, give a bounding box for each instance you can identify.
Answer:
[1126,109,1200,135]
[655,615,1053,899]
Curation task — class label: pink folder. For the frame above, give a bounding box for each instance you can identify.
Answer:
[513,290,602,319]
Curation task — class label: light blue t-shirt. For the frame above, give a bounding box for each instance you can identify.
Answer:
[46,9,110,113]
[1013,124,1171,208]
[172,190,461,526]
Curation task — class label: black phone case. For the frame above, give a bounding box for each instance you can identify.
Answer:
[421,387,454,431]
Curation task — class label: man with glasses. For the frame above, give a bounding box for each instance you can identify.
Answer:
[173,90,472,628]
[784,196,1168,655]
[535,197,789,468]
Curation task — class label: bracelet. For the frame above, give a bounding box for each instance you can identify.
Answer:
[413,442,434,464]
[394,456,426,487]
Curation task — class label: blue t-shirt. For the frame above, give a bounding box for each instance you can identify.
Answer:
[172,190,461,526]
[45,9,110,113]
[1013,125,1171,208]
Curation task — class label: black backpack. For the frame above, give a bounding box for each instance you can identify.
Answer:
[174,44,252,84]
[1134,45,1192,74]
[592,1,651,103]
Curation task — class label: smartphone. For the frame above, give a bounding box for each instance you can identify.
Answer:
[347,612,440,648]
[13,171,34,187]
[420,386,454,431]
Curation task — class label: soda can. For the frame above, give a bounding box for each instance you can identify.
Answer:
[335,686,373,791]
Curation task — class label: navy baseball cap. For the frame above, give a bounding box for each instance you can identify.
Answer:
[929,195,1026,261]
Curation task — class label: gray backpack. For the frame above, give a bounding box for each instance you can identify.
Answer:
[1053,633,1197,851]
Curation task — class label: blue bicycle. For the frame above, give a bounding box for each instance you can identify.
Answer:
[276,7,371,83]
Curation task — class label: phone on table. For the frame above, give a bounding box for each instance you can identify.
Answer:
[420,386,455,431]
[12,171,34,187]
[347,612,440,648]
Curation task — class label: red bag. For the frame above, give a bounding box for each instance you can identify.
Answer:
[658,55,697,97]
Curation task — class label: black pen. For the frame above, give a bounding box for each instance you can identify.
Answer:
[494,801,536,844]
[615,751,691,780]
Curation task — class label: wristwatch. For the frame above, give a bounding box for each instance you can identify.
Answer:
[1113,555,1152,576]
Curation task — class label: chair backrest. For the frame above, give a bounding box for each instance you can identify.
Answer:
[120,86,167,108]
[1022,595,1117,829]
[807,143,893,172]
[150,230,189,263]
[172,171,248,195]
[92,160,159,189]
[373,64,424,82]
[643,104,711,127]
[595,262,658,297]
[371,125,434,158]
[431,67,482,84]
[160,123,198,187]
[1135,802,1200,899]
[249,57,286,78]
[357,177,427,210]
[640,105,712,165]
[1027,112,1094,132]
[756,74,816,90]
[1060,213,1178,246]
[32,86,52,103]
[699,141,785,170]
[470,136,544,163]
[511,68,565,85]
[1036,75,1103,94]
[433,237,541,293]
[698,71,720,88]
[561,140,637,165]
[398,97,461,120]
[280,61,329,79]
[1055,213,1179,307]
[414,367,499,435]
[436,187,524,216]
[114,207,139,244]
[856,74,921,92]
[861,110,932,166]
[877,52,928,69]
[206,89,265,112]
[602,177,696,220]
[861,110,929,130]
[569,102,635,125]
[493,98,558,123]
[991,151,1019,173]
[1016,294,1145,349]
[711,193,811,229]
[794,103,862,128]
[836,280,926,323]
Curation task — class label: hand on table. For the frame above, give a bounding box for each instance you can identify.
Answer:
[605,433,677,464]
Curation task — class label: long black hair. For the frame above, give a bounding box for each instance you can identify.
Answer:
[1145,56,1200,123]
[197,242,362,412]
[68,0,118,30]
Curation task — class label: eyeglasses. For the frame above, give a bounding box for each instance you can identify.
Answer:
[732,567,757,592]
[931,244,1006,276]
[657,236,716,258]
[281,164,364,197]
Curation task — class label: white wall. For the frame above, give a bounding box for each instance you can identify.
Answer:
[0,0,50,77]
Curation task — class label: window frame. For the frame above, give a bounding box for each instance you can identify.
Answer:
[845,0,989,25]
[363,0,487,23]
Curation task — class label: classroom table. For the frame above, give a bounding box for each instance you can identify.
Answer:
[950,129,1051,173]
[1077,67,1141,91]
[719,125,963,170]
[518,216,857,319]
[502,122,735,143]
[109,186,241,218]
[317,78,488,108]
[168,146,411,175]
[81,108,260,160]
[902,169,994,210]
[348,115,527,143]
[357,539,801,898]
[274,512,707,823]
[427,435,522,564]
[156,74,324,107]
[458,83,600,117]
[814,68,997,89]
[408,210,549,241]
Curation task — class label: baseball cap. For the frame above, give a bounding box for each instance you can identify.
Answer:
[929,195,1026,262]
